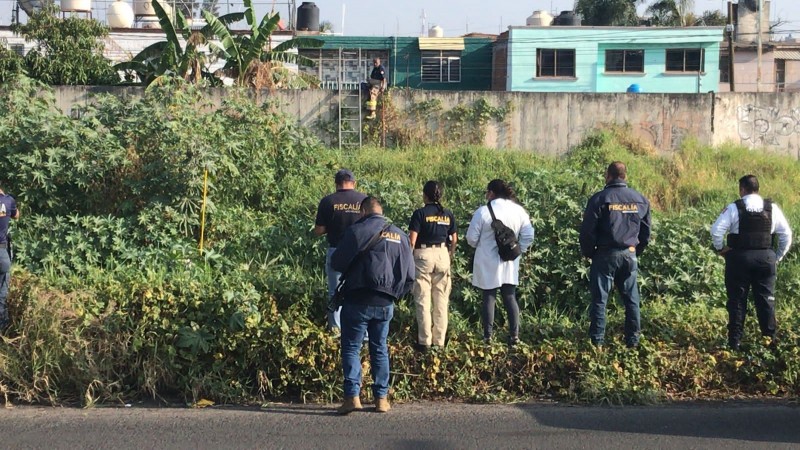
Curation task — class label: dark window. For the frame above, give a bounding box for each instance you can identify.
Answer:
[605,50,644,73]
[421,50,461,83]
[666,49,705,72]
[537,49,576,78]
[720,55,730,83]
[776,59,786,92]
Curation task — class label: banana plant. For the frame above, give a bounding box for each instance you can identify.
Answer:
[202,0,322,88]
[115,0,243,86]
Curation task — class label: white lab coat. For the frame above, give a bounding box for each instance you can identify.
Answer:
[466,198,535,290]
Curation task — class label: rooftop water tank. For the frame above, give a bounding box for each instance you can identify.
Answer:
[17,0,49,15]
[61,0,91,12]
[553,10,582,26]
[107,0,134,28]
[526,10,553,27]
[296,2,319,31]
[429,25,444,37]
[134,0,171,18]
[139,15,159,28]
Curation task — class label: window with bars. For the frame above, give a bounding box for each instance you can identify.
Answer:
[421,51,461,83]
[665,49,705,72]
[536,49,576,78]
[605,50,644,73]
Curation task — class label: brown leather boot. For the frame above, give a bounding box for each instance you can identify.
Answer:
[375,397,391,413]
[337,397,362,415]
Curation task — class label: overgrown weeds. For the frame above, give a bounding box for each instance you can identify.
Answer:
[0,78,799,406]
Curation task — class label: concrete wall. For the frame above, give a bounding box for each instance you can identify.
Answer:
[48,86,800,159]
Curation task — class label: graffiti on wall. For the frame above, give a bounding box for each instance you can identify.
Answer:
[737,104,800,147]
[639,122,691,151]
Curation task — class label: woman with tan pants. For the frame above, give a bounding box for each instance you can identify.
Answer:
[408,181,458,353]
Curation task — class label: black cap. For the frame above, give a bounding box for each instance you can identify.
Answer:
[335,169,356,184]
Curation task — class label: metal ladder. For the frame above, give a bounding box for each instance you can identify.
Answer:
[337,48,363,150]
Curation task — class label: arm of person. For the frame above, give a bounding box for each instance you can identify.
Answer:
[636,200,651,256]
[409,230,418,249]
[466,208,483,248]
[402,234,416,296]
[314,199,328,236]
[772,204,793,262]
[579,197,600,258]
[448,232,458,257]
[710,204,734,255]
[518,215,535,253]
[330,229,359,273]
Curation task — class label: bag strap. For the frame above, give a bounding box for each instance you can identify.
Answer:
[336,223,391,288]
[487,201,498,223]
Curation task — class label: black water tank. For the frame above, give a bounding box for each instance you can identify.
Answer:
[297,2,320,31]
[553,10,582,26]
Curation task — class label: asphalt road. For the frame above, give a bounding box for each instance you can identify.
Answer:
[1,401,799,449]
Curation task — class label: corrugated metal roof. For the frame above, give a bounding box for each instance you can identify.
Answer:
[774,50,800,60]
[418,37,465,51]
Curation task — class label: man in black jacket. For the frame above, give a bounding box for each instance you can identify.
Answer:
[331,196,414,414]
[579,162,651,348]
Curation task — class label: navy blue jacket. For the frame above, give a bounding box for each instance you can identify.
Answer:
[579,179,651,258]
[331,214,415,301]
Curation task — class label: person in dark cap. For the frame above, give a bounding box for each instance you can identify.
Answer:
[314,169,367,332]
[0,181,19,331]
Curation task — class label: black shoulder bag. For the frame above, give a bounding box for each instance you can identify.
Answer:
[487,201,522,261]
[327,224,391,312]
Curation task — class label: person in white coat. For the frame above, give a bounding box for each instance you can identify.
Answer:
[466,179,535,346]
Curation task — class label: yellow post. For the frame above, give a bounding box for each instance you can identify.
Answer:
[199,169,209,255]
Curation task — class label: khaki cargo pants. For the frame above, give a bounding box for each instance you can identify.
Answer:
[412,246,452,346]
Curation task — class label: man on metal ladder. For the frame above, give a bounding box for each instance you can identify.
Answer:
[365,58,386,120]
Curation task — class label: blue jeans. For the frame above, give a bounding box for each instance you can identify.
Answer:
[326,247,342,330]
[588,248,641,346]
[340,302,394,399]
[0,248,10,329]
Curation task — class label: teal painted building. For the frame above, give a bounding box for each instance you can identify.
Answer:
[298,35,494,91]
[493,27,724,93]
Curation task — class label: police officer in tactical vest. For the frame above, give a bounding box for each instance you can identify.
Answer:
[711,175,793,351]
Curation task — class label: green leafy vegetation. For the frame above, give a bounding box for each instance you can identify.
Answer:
[0,77,799,406]
[12,5,118,85]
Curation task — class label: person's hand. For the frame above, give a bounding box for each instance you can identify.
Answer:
[718,246,732,256]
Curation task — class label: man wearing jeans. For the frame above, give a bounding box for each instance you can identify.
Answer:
[579,162,651,349]
[0,182,19,331]
[314,169,366,332]
[331,197,414,414]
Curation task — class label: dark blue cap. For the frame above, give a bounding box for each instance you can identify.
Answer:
[335,169,356,184]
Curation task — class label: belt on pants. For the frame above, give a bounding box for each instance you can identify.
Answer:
[416,243,445,249]
[596,245,635,252]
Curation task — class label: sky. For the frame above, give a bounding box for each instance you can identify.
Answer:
[1,0,799,39]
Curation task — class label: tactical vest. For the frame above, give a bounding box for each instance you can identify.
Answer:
[727,199,773,250]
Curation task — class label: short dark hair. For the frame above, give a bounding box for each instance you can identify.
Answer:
[360,196,382,214]
[739,175,759,194]
[607,162,627,180]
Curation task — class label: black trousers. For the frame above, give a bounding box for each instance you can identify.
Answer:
[724,249,777,344]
